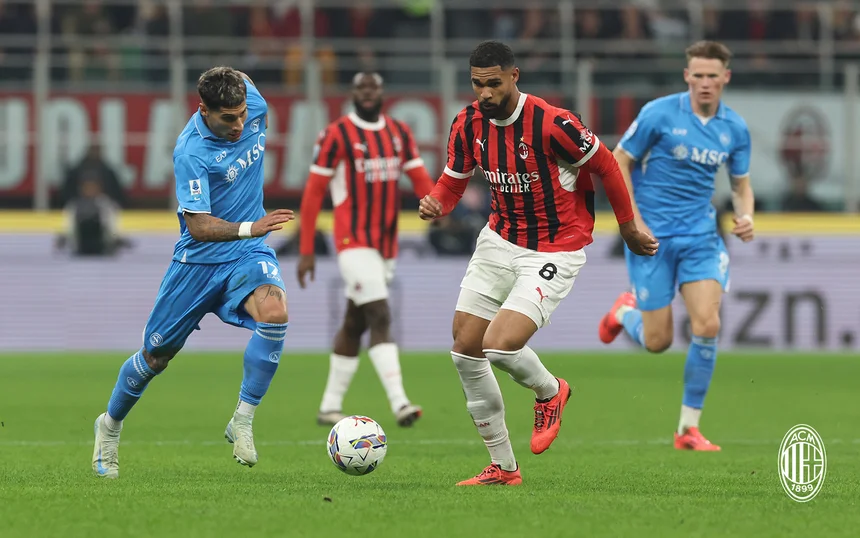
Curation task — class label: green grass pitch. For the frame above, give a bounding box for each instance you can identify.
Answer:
[1,351,858,537]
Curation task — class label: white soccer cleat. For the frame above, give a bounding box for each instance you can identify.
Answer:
[92,412,121,479]
[317,410,347,426]
[224,413,258,467]
[395,403,423,427]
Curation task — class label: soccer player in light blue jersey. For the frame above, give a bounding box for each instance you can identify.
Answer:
[598,42,755,451]
[92,67,295,478]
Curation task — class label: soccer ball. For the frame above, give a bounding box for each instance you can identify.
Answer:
[326,415,388,476]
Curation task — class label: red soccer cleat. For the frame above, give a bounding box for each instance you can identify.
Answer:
[530,378,572,455]
[598,292,637,344]
[674,427,722,451]
[456,463,523,486]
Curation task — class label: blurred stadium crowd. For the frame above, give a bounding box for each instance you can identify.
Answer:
[1,1,859,87]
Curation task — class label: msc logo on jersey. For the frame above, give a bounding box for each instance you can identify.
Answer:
[691,147,729,165]
[779,424,826,502]
[225,133,267,183]
[673,144,729,165]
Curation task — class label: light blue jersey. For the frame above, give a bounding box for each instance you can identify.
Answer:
[172,79,268,263]
[617,92,751,238]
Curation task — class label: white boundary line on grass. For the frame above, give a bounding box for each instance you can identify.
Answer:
[1,438,859,448]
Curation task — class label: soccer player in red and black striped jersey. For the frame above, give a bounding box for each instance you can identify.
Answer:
[419,41,659,486]
[298,72,434,428]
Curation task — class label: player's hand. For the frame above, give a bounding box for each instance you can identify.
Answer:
[620,220,659,256]
[297,254,315,289]
[251,209,294,237]
[731,214,755,242]
[418,195,443,220]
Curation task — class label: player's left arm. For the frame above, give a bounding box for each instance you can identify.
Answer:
[551,112,658,256]
[550,113,633,225]
[728,124,755,242]
[396,122,435,198]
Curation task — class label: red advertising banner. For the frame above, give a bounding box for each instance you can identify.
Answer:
[0,92,457,199]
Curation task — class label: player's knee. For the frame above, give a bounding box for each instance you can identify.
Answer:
[690,315,720,339]
[481,332,524,354]
[255,298,289,324]
[258,309,289,325]
[643,332,673,354]
[452,335,483,359]
[143,348,174,373]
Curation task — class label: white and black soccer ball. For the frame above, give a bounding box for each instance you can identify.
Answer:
[327,415,388,476]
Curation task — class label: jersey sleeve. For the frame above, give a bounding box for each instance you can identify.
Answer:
[549,111,601,167]
[309,125,343,177]
[443,109,476,179]
[728,123,752,178]
[397,121,425,172]
[616,102,661,161]
[174,154,211,214]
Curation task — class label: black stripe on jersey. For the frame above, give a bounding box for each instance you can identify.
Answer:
[513,118,539,251]
[338,122,359,244]
[463,105,475,156]
[453,131,465,173]
[585,190,595,220]
[531,107,559,242]
[324,136,339,168]
[383,122,401,258]
[373,127,390,256]
[355,127,374,249]
[396,121,415,162]
[495,123,518,245]
[480,117,501,236]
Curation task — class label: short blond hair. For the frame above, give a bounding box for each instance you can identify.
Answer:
[685,41,732,66]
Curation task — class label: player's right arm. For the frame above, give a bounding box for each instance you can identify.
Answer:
[297,126,343,288]
[419,108,476,220]
[175,154,293,242]
[613,103,662,237]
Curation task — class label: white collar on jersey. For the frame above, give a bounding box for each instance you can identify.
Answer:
[490,92,528,127]
[348,112,386,131]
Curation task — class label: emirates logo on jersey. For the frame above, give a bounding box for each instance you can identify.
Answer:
[356,156,402,183]
[482,167,541,193]
[518,141,529,160]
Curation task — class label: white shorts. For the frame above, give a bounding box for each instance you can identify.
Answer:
[456,225,586,328]
[337,247,396,306]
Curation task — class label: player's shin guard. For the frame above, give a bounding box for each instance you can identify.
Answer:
[106,348,157,422]
[239,322,288,406]
[451,352,516,471]
[682,336,718,411]
[621,309,646,348]
[483,347,559,401]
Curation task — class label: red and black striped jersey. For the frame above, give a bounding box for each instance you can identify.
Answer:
[442,93,602,252]
[309,112,424,258]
